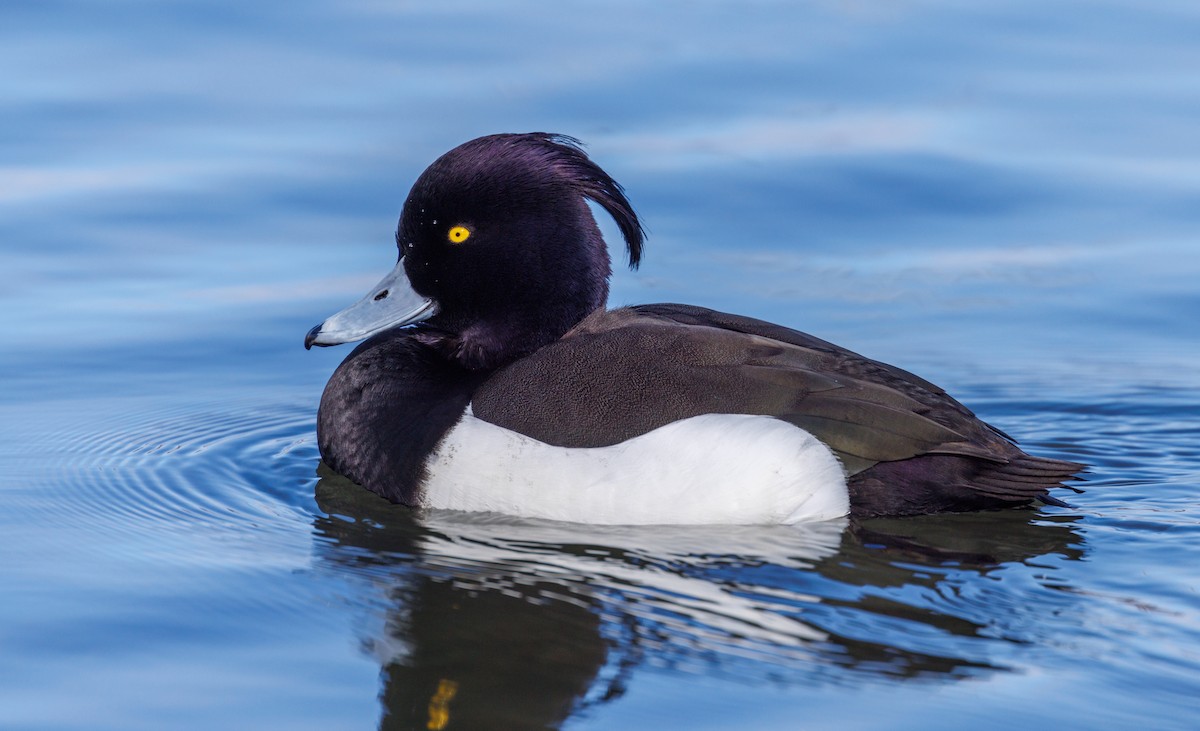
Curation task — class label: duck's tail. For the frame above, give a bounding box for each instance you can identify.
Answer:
[848,452,1086,518]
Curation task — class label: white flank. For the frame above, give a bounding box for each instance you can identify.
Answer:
[422,410,849,525]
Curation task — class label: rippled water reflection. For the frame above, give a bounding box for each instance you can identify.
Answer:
[4,1,1200,729]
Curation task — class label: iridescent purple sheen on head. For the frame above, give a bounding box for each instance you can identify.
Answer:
[393,133,644,370]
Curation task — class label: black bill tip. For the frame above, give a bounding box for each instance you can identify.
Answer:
[304,324,323,350]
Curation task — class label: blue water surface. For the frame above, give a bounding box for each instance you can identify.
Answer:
[3,2,1199,729]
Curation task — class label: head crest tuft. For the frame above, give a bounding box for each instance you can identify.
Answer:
[507,133,646,269]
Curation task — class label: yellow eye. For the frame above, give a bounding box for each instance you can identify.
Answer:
[447,225,471,244]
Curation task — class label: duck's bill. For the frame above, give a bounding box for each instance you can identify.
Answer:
[304,259,437,349]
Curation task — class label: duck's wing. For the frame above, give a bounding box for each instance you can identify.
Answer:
[471,304,1083,516]
[474,303,1000,465]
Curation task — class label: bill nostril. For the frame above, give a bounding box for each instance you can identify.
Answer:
[374,289,389,301]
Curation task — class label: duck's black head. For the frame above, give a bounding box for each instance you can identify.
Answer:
[305,133,644,370]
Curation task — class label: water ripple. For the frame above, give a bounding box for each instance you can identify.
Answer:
[310,477,1105,693]
[18,396,320,557]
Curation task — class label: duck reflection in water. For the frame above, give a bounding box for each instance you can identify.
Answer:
[312,470,1085,730]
